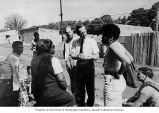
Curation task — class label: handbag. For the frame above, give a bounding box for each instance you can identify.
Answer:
[123,62,140,88]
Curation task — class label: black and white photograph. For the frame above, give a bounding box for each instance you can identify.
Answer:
[0,0,159,112]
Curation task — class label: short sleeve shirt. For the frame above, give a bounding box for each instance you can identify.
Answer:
[51,57,63,74]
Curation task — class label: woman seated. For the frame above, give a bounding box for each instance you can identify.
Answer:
[31,39,76,106]
[124,67,159,107]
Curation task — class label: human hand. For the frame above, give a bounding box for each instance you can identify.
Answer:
[123,102,134,107]
[79,53,87,60]
[113,72,120,79]
[70,52,78,58]
[65,60,71,69]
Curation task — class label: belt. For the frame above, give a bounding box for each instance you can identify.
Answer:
[104,70,120,79]
[78,59,93,62]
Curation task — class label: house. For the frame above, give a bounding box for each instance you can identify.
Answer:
[116,24,153,52]
[19,27,62,45]
[0,30,19,44]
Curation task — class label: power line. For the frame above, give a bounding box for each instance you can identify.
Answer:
[71,9,157,21]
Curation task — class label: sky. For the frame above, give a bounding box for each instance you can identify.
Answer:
[0,0,159,29]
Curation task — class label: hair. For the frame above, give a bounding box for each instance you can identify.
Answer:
[138,67,154,78]
[75,24,84,36]
[36,39,53,54]
[34,32,39,37]
[12,41,23,49]
[102,24,120,40]
[64,26,73,34]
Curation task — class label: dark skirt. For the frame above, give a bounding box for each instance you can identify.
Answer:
[33,84,76,107]
[34,89,76,107]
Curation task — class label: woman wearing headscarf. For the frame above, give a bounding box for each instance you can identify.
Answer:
[31,39,76,106]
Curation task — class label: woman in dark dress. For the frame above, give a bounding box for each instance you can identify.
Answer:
[31,39,76,106]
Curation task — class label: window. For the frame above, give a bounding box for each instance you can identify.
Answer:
[6,35,10,39]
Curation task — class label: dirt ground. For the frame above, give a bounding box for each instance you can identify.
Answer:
[1,43,159,107]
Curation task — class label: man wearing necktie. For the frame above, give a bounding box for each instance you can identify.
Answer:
[71,25,99,106]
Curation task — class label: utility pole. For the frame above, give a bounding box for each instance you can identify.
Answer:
[60,0,64,41]
[155,8,159,66]
[156,9,159,40]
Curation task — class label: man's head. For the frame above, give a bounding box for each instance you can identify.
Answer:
[34,32,40,41]
[65,26,74,40]
[137,67,154,82]
[12,41,23,55]
[101,24,120,46]
[36,39,55,54]
[75,24,87,40]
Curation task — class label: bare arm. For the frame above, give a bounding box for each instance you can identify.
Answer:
[125,49,134,62]
[55,72,67,90]
[109,45,131,75]
[124,101,143,107]
[125,87,151,107]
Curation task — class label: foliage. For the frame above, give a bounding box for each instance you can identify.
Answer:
[114,16,128,24]
[127,8,151,27]
[36,1,159,34]
[126,1,159,30]
[4,14,27,31]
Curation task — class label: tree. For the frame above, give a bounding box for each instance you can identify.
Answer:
[127,8,151,26]
[114,16,128,24]
[4,14,27,31]
[86,18,103,35]
[101,14,113,24]
[149,1,159,30]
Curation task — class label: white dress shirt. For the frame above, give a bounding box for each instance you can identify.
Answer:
[71,35,99,59]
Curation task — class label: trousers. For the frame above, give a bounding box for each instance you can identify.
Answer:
[0,79,19,106]
[76,60,95,106]
[67,66,78,95]
[104,74,126,107]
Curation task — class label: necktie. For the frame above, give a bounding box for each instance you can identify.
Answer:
[80,39,84,53]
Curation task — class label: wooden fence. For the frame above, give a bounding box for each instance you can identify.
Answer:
[130,33,159,67]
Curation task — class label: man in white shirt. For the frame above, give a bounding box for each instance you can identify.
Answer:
[63,26,79,96]
[71,25,99,106]
[1,41,24,106]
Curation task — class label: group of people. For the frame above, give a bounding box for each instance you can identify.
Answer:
[0,24,159,107]
[63,24,159,107]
